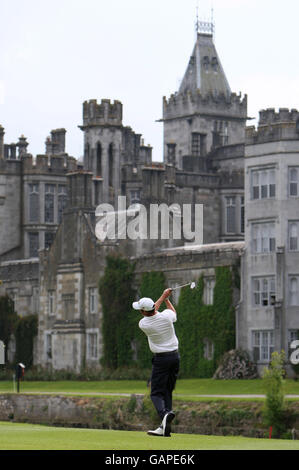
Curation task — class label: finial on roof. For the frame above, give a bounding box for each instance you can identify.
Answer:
[195,1,215,36]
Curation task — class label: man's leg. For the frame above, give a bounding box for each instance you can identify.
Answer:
[164,354,180,413]
[150,355,170,420]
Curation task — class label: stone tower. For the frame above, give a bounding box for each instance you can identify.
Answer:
[162,26,247,170]
[80,99,124,206]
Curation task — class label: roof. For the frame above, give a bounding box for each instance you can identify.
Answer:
[178,33,231,98]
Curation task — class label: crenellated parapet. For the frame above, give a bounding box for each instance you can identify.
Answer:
[21,153,77,174]
[246,108,299,144]
[163,90,247,121]
[81,99,123,128]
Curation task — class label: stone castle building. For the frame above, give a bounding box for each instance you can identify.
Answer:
[0,23,298,375]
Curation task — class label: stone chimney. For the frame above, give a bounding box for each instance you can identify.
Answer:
[17,135,29,157]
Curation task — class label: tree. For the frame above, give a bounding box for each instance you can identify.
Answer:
[262,351,286,438]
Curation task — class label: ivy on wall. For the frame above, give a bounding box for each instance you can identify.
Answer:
[0,295,18,363]
[176,266,236,378]
[99,255,236,378]
[15,314,38,368]
[99,254,136,369]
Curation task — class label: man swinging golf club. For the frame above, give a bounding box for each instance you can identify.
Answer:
[132,287,180,437]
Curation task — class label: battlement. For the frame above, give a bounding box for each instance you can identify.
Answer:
[163,90,247,121]
[21,153,78,174]
[81,99,123,128]
[246,108,299,145]
[259,108,299,125]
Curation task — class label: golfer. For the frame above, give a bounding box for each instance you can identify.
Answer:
[132,288,179,437]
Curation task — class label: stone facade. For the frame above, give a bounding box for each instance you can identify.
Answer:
[237,108,299,375]
[1,25,298,375]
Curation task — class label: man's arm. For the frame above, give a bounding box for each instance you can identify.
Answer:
[155,288,172,311]
[155,288,176,313]
[165,298,176,313]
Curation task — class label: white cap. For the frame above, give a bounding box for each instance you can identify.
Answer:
[132,297,155,312]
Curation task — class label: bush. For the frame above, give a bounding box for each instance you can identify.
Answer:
[262,351,287,438]
[213,349,258,379]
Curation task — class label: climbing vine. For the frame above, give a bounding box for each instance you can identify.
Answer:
[0,295,18,363]
[176,266,236,378]
[99,254,136,369]
[15,314,38,368]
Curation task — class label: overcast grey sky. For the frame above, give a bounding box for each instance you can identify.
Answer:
[1,0,299,161]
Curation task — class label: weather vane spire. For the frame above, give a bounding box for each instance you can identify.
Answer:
[195,1,215,36]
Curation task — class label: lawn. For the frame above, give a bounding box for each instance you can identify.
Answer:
[0,421,298,450]
[0,378,299,398]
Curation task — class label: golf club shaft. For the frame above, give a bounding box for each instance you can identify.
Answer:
[171,282,192,291]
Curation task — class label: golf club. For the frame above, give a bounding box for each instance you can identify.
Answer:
[171,281,196,291]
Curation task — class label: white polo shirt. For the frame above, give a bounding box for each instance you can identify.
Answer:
[139,309,179,354]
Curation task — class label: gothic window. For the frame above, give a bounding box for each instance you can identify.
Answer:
[46,333,52,360]
[48,290,55,315]
[29,183,39,223]
[203,56,209,71]
[28,232,39,258]
[289,277,299,306]
[211,57,218,72]
[58,185,67,223]
[251,222,276,253]
[289,221,299,251]
[89,287,97,314]
[87,330,98,359]
[130,189,141,204]
[213,121,229,147]
[203,278,215,305]
[240,196,245,233]
[252,330,274,362]
[167,143,176,164]
[191,133,201,156]
[251,168,276,200]
[45,184,55,223]
[109,143,114,187]
[96,143,102,177]
[226,197,236,233]
[289,167,298,196]
[252,276,275,307]
[45,231,55,250]
[203,338,214,360]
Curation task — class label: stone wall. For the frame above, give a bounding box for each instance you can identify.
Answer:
[0,393,298,438]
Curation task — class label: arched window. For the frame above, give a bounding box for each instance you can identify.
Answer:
[109,143,114,187]
[96,143,102,177]
[211,57,218,72]
[203,56,209,71]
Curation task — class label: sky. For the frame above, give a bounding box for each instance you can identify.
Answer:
[1,0,299,162]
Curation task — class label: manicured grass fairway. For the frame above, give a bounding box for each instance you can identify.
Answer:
[0,421,299,450]
[1,378,299,398]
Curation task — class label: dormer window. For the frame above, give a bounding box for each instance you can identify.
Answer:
[211,57,218,71]
[203,56,209,71]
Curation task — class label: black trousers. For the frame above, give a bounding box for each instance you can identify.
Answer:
[150,351,180,420]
